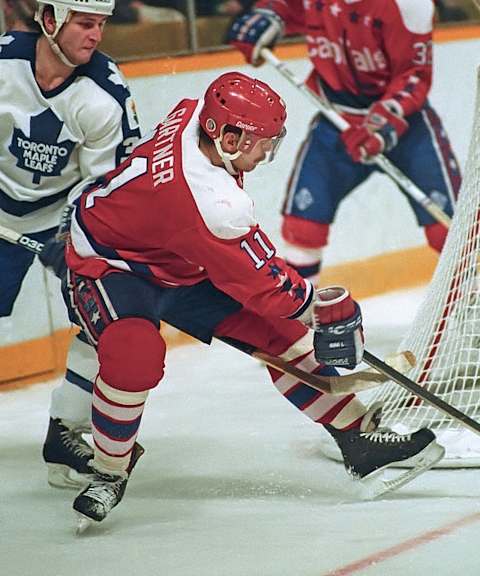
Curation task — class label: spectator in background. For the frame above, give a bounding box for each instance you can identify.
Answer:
[196,0,253,16]
[109,0,185,24]
[1,0,37,31]
[436,0,469,22]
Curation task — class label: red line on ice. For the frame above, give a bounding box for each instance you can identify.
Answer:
[322,511,480,576]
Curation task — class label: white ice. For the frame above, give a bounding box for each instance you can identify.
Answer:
[2,288,480,576]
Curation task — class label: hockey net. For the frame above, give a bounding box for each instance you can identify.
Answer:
[364,75,480,467]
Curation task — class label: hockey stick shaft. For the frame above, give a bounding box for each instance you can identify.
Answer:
[0,223,45,254]
[0,222,386,395]
[260,48,452,229]
[219,337,387,395]
[363,350,480,436]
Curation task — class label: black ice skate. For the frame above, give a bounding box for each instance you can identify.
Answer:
[73,443,145,534]
[43,418,94,489]
[73,468,128,533]
[325,402,445,499]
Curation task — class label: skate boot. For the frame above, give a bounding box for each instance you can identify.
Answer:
[325,402,445,499]
[73,442,145,533]
[43,418,94,489]
[73,468,128,532]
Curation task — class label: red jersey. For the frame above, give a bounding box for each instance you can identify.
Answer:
[67,99,313,320]
[256,0,434,116]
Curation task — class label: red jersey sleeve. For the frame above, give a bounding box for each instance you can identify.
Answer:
[173,220,313,321]
[380,1,434,116]
[255,0,306,35]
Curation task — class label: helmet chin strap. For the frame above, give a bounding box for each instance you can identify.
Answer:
[214,137,241,176]
[45,34,77,68]
[37,7,77,68]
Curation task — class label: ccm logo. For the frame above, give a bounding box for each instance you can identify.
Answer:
[327,316,362,336]
[19,236,44,252]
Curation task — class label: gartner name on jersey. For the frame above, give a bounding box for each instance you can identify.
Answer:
[151,107,187,187]
[307,35,387,72]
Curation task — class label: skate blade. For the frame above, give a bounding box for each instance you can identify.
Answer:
[359,441,446,500]
[75,512,98,535]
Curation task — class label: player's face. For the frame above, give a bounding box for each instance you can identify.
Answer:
[57,12,107,65]
[232,137,275,172]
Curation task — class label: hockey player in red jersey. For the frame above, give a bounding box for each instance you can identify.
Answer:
[228,0,461,282]
[53,72,444,528]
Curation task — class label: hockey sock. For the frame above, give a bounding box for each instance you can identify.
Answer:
[268,333,367,428]
[91,376,148,475]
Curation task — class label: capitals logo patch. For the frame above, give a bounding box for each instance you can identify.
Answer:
[9,108,76,184]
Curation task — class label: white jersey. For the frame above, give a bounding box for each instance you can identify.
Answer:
[0,31,141,233]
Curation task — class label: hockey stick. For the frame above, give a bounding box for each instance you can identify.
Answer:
[0,222,402,396]
[219,336,403,395]
[363,350,480,436]
[260,48,452,229]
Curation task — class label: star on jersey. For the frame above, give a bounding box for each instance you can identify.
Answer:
[267,263,295,294]
[9,109,76,185]
[267,263,283,279]
[292,285,306,301]
[349,11,360,23]
[330,2,341,17]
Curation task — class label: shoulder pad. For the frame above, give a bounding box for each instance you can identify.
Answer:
[77,51,132,107]
[394,0,434,34]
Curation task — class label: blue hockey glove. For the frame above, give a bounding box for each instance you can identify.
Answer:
[312,286,364,369]
[38,205,73,279]
[227,9,284,66]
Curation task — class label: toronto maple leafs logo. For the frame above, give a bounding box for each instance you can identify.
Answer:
[9,109,76,185]
[107,61,127,88]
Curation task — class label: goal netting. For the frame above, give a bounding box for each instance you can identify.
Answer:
[364,75,480,467]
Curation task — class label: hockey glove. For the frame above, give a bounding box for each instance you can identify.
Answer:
[38,205,73,279]
[312,286,364,369]
[227,9,284,66]
[341,100,408,163]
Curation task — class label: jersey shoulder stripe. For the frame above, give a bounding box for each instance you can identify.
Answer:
[79,51,133,109]
[182,101,256,241]
[0,31,37,62]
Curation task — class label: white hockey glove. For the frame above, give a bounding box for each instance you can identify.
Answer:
[312,286,364,369]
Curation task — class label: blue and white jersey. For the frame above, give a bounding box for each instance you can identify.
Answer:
[0,31,141,233]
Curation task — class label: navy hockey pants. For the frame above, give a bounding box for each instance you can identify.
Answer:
[0,226,56,317]
[282,103,461,226]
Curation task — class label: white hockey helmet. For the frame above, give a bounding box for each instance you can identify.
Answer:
[35,0,114,66]
[36,0,114,33]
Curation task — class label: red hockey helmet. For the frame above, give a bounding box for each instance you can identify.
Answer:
[199,71,287,161]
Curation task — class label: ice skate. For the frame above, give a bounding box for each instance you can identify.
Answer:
[325,402,445,499]
[74,468,128,533]
[43,418,94,489]
[73,442,144,533]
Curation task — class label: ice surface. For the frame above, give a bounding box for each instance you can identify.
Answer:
[2,289,480,576]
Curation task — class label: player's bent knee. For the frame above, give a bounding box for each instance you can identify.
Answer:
[424,222,448,253]
[98,318,166,392]
[281,215,330,248]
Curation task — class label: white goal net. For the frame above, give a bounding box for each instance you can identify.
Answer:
[365,74,480,467]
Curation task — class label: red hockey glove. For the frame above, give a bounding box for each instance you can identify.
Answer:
[341,100,409,163]
[312,286,364,369]
[227,9,284,66]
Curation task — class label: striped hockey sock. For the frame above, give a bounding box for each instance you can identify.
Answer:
[91,376,148,475]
